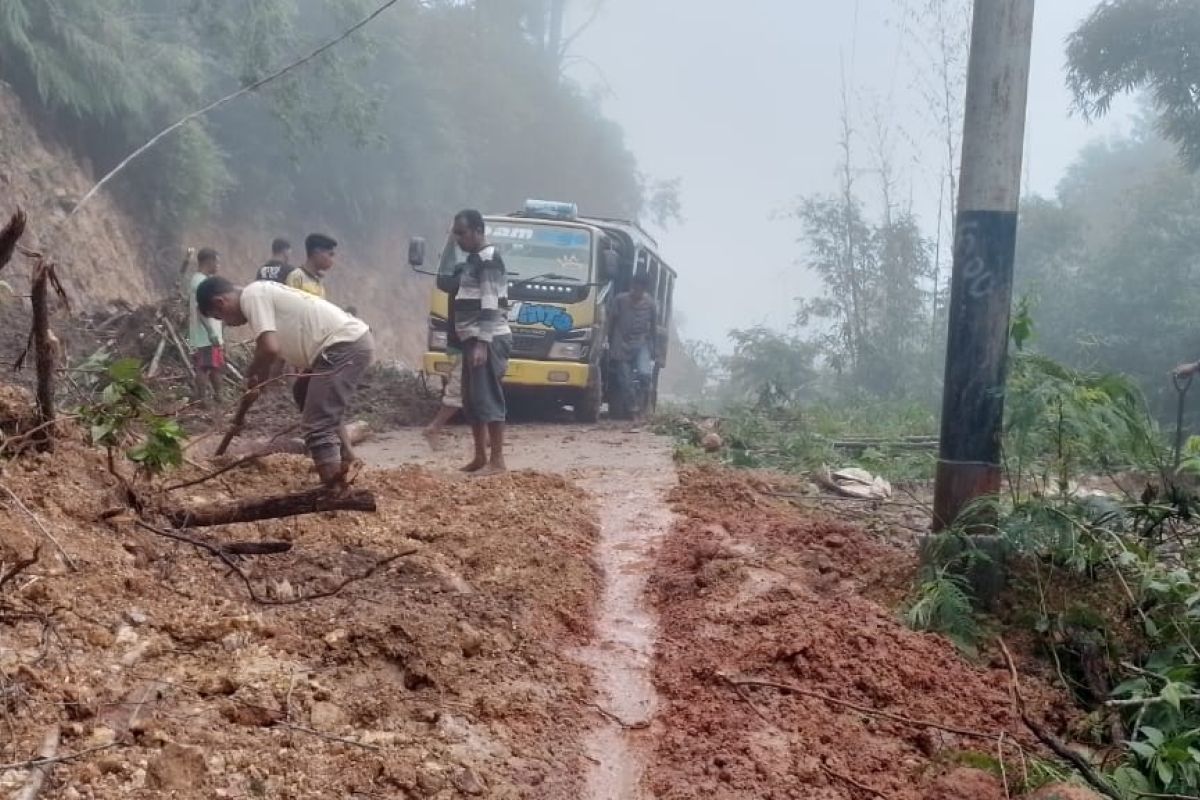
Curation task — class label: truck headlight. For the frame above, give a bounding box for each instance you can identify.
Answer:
[548,341,586,361]
[429,330,448,351]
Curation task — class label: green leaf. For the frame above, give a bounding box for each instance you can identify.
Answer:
[1156,758,1174,787]
[1162,682,1183,711]
[107,357,142,383]
[1112,677,1150,698]
[1143,726,1166,747]
[1129,741,1158,760]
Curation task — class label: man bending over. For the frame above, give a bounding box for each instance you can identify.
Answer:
[196,277,374,487]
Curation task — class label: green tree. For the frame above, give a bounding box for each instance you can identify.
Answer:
[1067,0,1200,168]
[725,326,818,411]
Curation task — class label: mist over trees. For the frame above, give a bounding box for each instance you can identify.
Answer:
[0,0,655,251]
[673,0,1200,426]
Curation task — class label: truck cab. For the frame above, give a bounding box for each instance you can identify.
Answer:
[417,200,675,422]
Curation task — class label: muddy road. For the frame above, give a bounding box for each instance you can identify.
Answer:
[362,425,675,800]
[0,422,1081,799]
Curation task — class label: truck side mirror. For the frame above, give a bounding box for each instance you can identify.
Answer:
[408,237,426,268]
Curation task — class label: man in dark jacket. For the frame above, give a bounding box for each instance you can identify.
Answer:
[255,238,294,283]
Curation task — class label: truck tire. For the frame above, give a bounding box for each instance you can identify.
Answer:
[575,365,603,423]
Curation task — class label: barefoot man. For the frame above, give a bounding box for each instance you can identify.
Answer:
[451,209,511,474]
[196,276,374,487]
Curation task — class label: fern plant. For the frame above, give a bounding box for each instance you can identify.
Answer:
[904,568,982,653]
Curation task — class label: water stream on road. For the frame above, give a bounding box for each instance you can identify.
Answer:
[575,460,674,800]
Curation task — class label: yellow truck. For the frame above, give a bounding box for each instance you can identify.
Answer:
[410,200,676,422]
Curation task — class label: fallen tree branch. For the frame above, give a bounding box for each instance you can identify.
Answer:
[0,546,40,591]
[0,483,76,571]
[820,763,886,798]
[134,521,413,605]
[164,486,377,528]
[724,674,1003,743]
[584,701,651,730]
[0,739,117,774]
[278,722,381,751]
[998,638,1122,800]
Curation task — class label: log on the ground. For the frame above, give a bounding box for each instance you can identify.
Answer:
[165,486,376,528]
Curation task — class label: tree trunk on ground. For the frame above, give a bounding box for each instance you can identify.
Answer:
[165,486,376,528]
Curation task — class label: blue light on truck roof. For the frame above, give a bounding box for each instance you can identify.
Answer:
[524,199,578,220]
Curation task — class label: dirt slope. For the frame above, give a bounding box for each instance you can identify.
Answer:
[0,84,157,308]
[646,466,1079,799]
[0,434,601,799]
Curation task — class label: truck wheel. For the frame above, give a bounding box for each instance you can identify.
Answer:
[575,365,603,423]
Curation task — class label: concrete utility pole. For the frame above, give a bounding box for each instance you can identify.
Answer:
[933,0,1036,532]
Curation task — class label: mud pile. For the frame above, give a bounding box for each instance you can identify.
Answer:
[0,437,600,799]
[646,466,1079,800]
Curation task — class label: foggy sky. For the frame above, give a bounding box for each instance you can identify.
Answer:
[568,1,1133,347]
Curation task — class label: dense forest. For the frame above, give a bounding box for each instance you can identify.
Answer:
[0,0,660,286]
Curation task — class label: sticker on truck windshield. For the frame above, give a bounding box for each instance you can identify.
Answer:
[488,226,534,240]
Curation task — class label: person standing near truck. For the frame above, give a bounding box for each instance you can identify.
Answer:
[451,210,511,474]
[608,273,659,421]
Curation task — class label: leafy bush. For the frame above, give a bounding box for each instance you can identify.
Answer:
[79,357,183,477]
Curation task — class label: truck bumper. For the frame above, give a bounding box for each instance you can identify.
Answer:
[423,353,592,390]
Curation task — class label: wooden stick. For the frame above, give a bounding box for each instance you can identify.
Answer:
[13,726,58,800]
[214,391,259,457]
[997,639,1122,800]
[164,486,376,528]
[278,722,381,751]
[0,742,118,774]
[30,263,55,451]
[133,521,411,605]
[145,334,167,378]
[820,764,886,798]
[160,314,195,378]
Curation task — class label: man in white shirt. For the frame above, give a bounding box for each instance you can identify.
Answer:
[196,277,375,487]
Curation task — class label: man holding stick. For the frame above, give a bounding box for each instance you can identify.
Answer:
[196,277,374,487]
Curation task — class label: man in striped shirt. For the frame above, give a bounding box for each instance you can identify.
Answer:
[451,209,512,474]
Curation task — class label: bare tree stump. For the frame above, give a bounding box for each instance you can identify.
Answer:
[31,263,56,451]
[165,486,376,528]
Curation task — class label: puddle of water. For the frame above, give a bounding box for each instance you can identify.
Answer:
[576,467,674,800]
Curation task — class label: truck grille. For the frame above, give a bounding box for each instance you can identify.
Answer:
[510,328,552,359]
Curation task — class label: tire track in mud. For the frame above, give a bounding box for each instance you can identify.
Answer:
[573,448,675,800]
[359,425,676,799]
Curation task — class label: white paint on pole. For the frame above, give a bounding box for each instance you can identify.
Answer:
[956,0,1036,214]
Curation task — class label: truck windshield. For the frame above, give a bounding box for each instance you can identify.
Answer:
[439,223,593,283]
